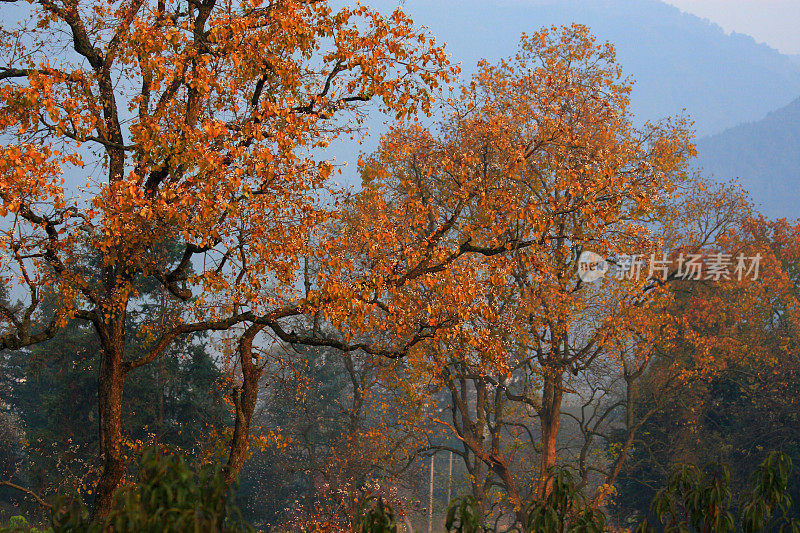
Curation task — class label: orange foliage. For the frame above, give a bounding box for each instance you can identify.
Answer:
[0,0,450,516]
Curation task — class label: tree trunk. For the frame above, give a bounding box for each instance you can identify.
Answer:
[537,369,563,497]
[467,450,486,525]
[91,321,127,520]
[223,324,264,486]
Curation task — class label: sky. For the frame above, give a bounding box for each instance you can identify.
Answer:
[662,0,800,54]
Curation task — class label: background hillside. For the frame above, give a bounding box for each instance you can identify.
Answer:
[328,0,800,218]
[383,0,800,136]
[695,97,800,219]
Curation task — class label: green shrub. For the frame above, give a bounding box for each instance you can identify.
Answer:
[356,496,398,533]
[638,451,800,533]
[51,448,251,533]
[0,515,52,533]
[523,468,606,533]
[445,495,481,533]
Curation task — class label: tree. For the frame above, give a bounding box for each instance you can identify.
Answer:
[616,217,800,525]
[343,24,739,526]
[235,340,430,530]
[0,245,230,517]
[0,294,230,506]
[0,0,451,517]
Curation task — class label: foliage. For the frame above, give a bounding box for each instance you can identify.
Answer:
[742,452,800,533]
[234,340,426,529]
[355,496,398,533]
[615,218,800,525]
[0,515,51,533]
[0,412,23,481]
[522,468,606,533]
[639,462,736,533]
[49,448,251,532]
[0,279,229,506]
[350,23,741,526]
[0,0,451,516]
[347,454,800,532]
[0,0,797,526]
[637,452,800,533]
[445,495,482,533]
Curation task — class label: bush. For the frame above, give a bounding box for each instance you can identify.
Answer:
[356,496,399,533]
[0,515,51,533]
[638,451,800,533]
[523,469,606,533]
[445,495,481,533]
[51,448,251,532]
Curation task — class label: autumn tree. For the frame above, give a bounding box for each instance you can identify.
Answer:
[615,216,800,523]
[0,0,452,517]
[229,337,434,530]
[0,278,230,510]
[339,24,751,526]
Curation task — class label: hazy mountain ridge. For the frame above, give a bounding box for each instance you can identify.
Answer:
[384,0,800,136]
[695,96,800,219]
[324,0,800,218]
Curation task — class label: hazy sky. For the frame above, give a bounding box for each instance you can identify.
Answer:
[662,0,800,54]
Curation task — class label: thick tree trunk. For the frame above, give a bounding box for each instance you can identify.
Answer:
[223,324,265,486]
[91,320,127,520]
[537,369,563,498]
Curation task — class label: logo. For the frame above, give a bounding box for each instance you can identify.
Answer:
[577,251,609,282]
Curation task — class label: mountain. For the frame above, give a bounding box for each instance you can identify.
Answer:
[325,0,800,218]
[695,97,800,219]
[374,0,800,137]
